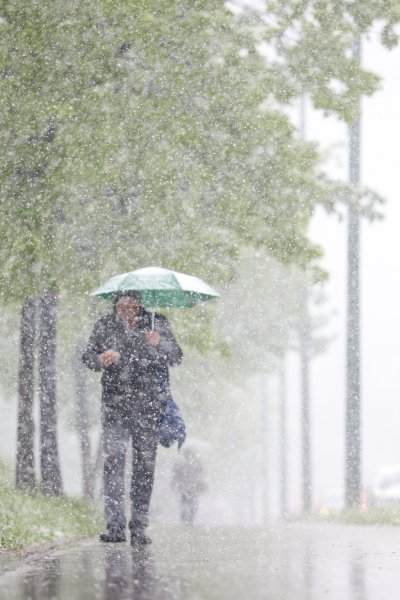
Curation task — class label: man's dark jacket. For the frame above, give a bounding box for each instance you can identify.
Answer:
[81,309,182,424]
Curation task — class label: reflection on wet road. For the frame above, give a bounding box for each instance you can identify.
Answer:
[1,523,400,599]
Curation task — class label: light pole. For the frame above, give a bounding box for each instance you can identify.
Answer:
[300,307,312,513]
[345,36,362,508]
[278,359,288,517]
[299,93,312,513]
[261,375,271,523]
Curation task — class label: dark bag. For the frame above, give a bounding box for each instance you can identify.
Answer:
[157,365,186,449]
[159,394,186,449]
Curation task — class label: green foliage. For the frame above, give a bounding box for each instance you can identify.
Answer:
[235,0,400,121]
[1,0,397,305]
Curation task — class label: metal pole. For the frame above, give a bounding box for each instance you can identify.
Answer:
[345,36,362,509]
[278,359,288,517]
[300,310,312,513]
[261,376,270,523]
[299,93,312,513]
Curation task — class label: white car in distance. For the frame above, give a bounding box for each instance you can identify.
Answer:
[368,465,400,507]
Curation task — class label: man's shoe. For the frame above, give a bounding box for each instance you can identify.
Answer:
[130,529,152,546]
[99,528,126,543]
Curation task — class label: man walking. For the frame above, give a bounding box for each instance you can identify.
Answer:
[82,291,182,545]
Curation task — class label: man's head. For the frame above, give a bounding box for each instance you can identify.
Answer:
[114,291,142,323]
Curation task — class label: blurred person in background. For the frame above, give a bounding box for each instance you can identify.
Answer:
[172,448,207,525]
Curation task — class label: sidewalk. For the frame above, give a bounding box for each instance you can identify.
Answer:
[1,523,400,599]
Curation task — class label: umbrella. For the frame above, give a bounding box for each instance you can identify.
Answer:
[91,267,219,326]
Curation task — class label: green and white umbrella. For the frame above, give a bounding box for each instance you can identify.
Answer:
[91,266,219,309]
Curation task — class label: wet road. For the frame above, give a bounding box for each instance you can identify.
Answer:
[1,523,400,599]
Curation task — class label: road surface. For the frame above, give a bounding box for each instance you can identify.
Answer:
[1,523,400,599]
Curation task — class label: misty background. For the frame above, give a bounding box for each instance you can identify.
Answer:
[0,18,399,525]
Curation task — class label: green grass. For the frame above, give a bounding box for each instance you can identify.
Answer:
[323,507,400,526]
[290,507,400,527]
[0,464,102,551]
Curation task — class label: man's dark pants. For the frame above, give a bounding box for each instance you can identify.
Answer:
[102,392,160,533]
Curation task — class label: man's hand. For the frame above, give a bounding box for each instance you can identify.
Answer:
[99,349,121,367]
[144,331,161,347]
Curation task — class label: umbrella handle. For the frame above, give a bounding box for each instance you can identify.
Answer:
[151,311,155,331]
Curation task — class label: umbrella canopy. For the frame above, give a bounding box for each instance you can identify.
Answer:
[90,267,219,308]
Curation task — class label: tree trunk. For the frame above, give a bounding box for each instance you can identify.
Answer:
[74,345,93,498]
[91,435,104,501]
[39,290,62,496]
[16,297,36,492]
